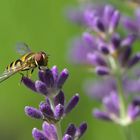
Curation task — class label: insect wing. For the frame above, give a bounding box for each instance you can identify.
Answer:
[0,64,27,83]
[16,42,31,55]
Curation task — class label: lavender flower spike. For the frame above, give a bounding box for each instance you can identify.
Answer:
[22,66,69,97]
[25,91,80,124]
[32,121,87,140]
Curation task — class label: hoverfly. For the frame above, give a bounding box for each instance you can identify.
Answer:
[0,43,49,83]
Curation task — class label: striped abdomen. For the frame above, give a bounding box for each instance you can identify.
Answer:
[6,52,37,72]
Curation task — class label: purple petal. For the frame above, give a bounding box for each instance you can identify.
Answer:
[122,17,138,33]
[54,90,65,106]
[42,122,58,140]
[103,92,119,116]
[76,122,87,138]
[121,34,136,47]
[38,70,45,82]
[87,53,107,66]
[111,33,121,49]
[51,66,59,82]
[103,5,114,26]
[35,80,48,96]
[109,10,120,33]
[98,43,109,54]
[57,69,69,89]
[65,94,79,114]
[25,106,43,119]
[62,134,72,140]
[95,66,110,75]
[93,17,105,32]
[32,128,48,140]
[65,124,76,137]
[43,69,54,88]
[85,78,116,100]
[93,109,112,121]
[39,102,54,118]
[69,38,93,64]
[128,98,140,120]
[54,104,64,119]
[82,32,95,47]
[22,77,36,92]
[119,47,132,66]
[128,53,140,67]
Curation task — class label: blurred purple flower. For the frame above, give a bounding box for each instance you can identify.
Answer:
[68,5,140,77]
[85,72,140,100]
[66,3,104,26]
[32,121,87,140]
[93,92,140,125]
[122,8,140,37]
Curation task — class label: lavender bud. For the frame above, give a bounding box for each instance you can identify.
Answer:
[32,128,47,140]
[82,32,94,45]
[66,124,76,137]
[109,10,120,34]
[87,53,107,66]
[95,66,110,75]
[42,122,58,140]
[63,134,72,140]
[94,17,105,32]
[38,70,45,82]
[54,104,64,119]
[35,80,48,96]
[120,47,132,66]
[111,33,121,48]
[99,44,109,54]
[77,122,87,138]
[128,104,140,120]
[22,77,36,92]
[128,53,140,67]
[39,102,54,118]
[43,69,54,88]
[54,90,65,106]
[25,106,43,119]
[51,66,59,82]
[103,5,114,24]
[65,94,79,114]
[121,34,136,47]
[57,69,69,89]
[93,109,112,121]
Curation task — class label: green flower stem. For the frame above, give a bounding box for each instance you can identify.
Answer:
[55,121,62,140]
[116,73,126,120]
[122,125,138,140]
[109,57,136,140]
[109,56,126,119]
[49,98,62,140]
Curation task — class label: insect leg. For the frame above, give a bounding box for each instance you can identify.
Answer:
[19,72,24,85]
[31,68,34,74]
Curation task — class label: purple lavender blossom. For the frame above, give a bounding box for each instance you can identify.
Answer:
[25,90,79,123]
[23,66,87,140]
[32,121,87,140]
[68,5,140,77]
[122,8,140,37]
[93,92,140,125]
[22,66,69,97]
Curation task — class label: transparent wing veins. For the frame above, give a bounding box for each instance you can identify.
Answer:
[16,42,31,55]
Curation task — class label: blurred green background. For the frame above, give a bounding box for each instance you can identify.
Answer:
[0,0,140,140]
